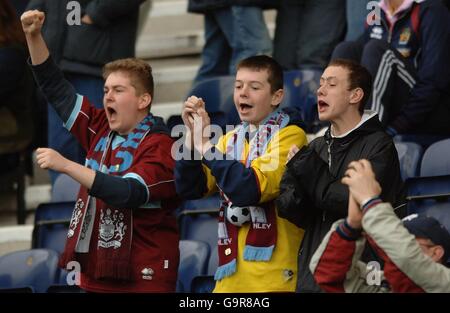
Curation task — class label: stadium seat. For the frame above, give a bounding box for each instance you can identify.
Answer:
[394,134,448,150]
[184,224,219,293]
[51,174,80,202]
[177,240,210,293]
[178,208,219,253]
[395,142,423,180]
[0,249,60,293]
[406,175,450,232]
[207,245,218,276]
[281,68,322,132]
[180,193,220,212]
[32,201,75,254]
[420,138,450,176]
[191,275,215,293]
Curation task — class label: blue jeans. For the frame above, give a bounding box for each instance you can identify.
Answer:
[47,73,103,185]
[194,6,272,83]
[273,0,346,70]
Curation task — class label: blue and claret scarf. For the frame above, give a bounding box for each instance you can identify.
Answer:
[215,109,290,280]
[60,114,156,281]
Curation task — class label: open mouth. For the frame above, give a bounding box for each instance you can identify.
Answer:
[239,103,253,111]
[106,106,117,118]
[318,100,329,112]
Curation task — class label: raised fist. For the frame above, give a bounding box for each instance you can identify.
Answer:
[21,10,45,36]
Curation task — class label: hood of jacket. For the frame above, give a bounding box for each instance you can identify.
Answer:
[323,110,384,154]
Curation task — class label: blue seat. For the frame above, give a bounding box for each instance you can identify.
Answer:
[191,275,215,293]
[190,232,219,293]
[281,68,322,132]
[32,201,75,254]
[177,240,210,293]
[51,174,80,202]
[180,193,220,211]
[406,175,450,239]
[394,134,449,151]
[178,208,219,253]
[207,245,218,276]
[420,138,450,176]
[395,142,423,180]
[0,249,60,293]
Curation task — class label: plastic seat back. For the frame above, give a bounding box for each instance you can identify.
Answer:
[395,142,423,180]
[177,240,210,292]
[0,249,60,293]
[420,138,450,176]
[406,175,450,230]
[32,201,75,254]
[178,208,219,253]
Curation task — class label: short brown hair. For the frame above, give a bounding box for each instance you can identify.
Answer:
[103,58,154,102]
[237,55,284,94]
[328,59,373,114]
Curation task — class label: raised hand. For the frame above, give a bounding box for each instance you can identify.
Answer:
[21,10,45,36]
[341,159,382,206]
[182,96,205,130]
[192,106,212,155]
[36,148,70,173]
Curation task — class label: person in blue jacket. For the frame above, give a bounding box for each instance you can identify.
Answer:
[332,0,450,136]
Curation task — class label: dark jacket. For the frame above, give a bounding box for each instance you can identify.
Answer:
[27,0,144,77]
[363,0,450,134]
[276,111,405,292]
[188,0,278,14]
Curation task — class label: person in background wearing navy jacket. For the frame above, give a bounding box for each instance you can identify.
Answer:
[332,0,450,137]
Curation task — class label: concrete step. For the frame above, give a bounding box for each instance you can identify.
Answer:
[0,225,33,257]
[136,0,276,59]
[150,56,199,104]
[138,0,276,104]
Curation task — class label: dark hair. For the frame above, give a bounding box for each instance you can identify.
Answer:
[103,58,154,102]
[328,59,373,114]
[237,55,284,94]
[0,0,26,46]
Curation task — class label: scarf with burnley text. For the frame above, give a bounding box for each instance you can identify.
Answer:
[59,114,156,281]
[215,109,289,281]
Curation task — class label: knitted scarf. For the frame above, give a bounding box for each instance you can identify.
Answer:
[59,114,156,281]
[215,109,290,280]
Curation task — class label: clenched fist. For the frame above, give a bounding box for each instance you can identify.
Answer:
[36,148,70,173]
[21,10,45,36]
